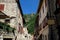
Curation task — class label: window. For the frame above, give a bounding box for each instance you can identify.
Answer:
[39,25,42,31]
[43,18,47,28]
[39,13,41,18]
[45,0,47,7]
[57,0,60,8]
[45,35,47,40]
[43,6,44,13]
[42,35,44,40]
[0,4,4,11]
[5,18,10,23]
[0,26,3,29]
[38,34,42,40]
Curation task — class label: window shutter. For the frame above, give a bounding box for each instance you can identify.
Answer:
[0,4,4,11]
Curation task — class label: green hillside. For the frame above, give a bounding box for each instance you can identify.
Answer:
[23,14,37,34]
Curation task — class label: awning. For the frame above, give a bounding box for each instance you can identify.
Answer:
[0,11,10,19]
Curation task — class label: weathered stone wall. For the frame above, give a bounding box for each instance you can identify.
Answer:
[39,0,48,26]
[0,0,24,40]
[0,0,23,28]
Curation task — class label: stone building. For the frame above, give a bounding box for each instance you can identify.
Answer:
[54,0,60,40]
[47,0,60,40]
[0,0,24,28]
[34,0,60,40]
[34,0,48,40]
[0,0,25,40]
[0,11,15,40]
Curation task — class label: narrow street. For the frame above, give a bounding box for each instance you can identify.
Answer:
[0,0,60,40]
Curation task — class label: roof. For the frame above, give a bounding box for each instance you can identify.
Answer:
[0,11,10,19]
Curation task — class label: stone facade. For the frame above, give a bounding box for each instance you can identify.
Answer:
[0,0,24,40]
[0,0,23,28]
[34,0,48,40]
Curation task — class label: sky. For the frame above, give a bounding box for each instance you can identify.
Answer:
[19,0,40,14]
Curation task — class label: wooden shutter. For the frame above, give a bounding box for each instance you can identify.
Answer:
[0,4,4,11]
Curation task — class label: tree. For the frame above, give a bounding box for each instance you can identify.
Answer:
[0,22,16,33]
[24,14,37,34]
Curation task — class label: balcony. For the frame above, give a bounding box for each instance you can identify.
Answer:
[36,25,48,39]
[0,22,16,35]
